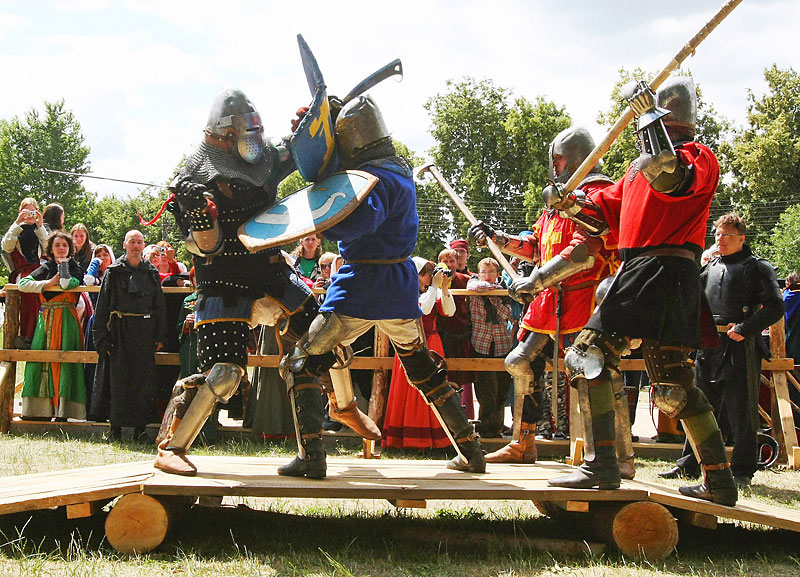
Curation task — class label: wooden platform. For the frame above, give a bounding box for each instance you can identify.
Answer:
[1,457,799,558]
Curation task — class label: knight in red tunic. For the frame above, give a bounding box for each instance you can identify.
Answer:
[469,126,630,471]
[544,77,737,506]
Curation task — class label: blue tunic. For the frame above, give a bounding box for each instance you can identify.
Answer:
[321,161,421,320]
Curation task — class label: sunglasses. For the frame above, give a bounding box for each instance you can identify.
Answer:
[320,263,332,269]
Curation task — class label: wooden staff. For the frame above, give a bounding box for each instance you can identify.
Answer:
[414,162,518,279]
[563,0,744,195]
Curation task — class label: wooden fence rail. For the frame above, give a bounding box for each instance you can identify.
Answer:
[2,284,797,467]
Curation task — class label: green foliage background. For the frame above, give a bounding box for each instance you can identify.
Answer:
[2,65,800,279]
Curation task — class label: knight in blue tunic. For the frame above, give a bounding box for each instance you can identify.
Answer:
[279,95,486,478]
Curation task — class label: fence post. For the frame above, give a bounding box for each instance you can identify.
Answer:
[769,319,798,468]
[368,329,391,430]
[1,288,20,433]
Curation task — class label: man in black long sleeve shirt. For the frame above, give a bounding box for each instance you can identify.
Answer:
[660,213,784,488]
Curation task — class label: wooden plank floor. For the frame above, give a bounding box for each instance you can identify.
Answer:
[0,457,799,534]
[0,461,152,516]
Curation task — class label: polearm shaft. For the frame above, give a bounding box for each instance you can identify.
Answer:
[42,168,167,188]
[415,163,519,279]
[563,0,744,195]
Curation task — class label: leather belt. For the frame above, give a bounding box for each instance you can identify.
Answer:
[638,248,696,260]
[561,279,599,293]
[344,257,410,265]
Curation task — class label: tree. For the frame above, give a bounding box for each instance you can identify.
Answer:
[425,77,571,249]
[763,204,800,277]
[720,65,800,251]
[0,100,94,244]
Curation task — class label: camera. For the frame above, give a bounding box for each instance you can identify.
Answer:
[435,263,453,277]
[157,246,168,254]
[25,210,37,218]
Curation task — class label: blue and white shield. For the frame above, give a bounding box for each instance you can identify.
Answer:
[290,34,339,182]
[237,170,378,252]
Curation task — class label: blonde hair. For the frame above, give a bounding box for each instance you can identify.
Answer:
[19,197,39,211]
[478,257,500,274]
[438,248,458,263]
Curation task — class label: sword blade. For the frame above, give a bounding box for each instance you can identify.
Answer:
[43,168,166,188]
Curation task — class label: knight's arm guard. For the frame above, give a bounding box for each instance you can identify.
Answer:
[627,81,692,194]
[543,185,610,236]
[495,233,539,263]
[184,200,224,257]
[531,246,597,293]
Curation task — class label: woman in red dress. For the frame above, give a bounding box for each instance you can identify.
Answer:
[382,257,455,449]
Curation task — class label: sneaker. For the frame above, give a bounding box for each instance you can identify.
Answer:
[553,431,569,440]
[535,431,552,441]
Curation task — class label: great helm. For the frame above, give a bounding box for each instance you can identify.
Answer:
[657,75,697,143]
[548,126,599,185]
[334,94,390,169]
[204,89,265,164]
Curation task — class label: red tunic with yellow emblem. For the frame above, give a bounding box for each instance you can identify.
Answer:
[519,180,618,338]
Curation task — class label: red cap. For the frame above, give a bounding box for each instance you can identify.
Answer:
[449,239,469,251]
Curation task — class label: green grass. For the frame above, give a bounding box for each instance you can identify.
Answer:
[1,434,800,576]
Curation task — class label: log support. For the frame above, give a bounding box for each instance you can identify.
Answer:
[589,501,678,560]
[105,493,194,554]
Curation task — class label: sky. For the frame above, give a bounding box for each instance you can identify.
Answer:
[0,0,797,198]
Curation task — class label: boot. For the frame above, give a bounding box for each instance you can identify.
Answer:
[430,381,486,473]
[678,411,737,506]
[278,384,327,479]
[618,456,635,481]
[485,422,538,464]
[327,392,381,441]
[549,379,620,489]
[447,433,486,473]
[154,417,198,476]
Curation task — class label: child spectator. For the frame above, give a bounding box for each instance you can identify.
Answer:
[70,223,95,273]
[42,203,64,233]
[467,257,513,438]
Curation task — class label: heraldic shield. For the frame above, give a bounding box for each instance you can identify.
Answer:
[237,170,378,252]
[291,34,339,182]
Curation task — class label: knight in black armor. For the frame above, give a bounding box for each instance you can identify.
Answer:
[154,88,377,475]
[660,213,784,488]
[544,76,739,506]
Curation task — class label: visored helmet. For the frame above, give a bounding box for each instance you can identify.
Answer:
[204,88,265,165]
[334,94,390,169]
[657,76,697,142]
[548,126,599,185]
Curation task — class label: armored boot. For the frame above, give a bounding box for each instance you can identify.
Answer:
[485,422,538,464]
[678,411,737,506]
[154,366,242,476]
[326,390,382,441]
[154,417,197,476]
[612,372,636,480]
[278,380,327,479]
[549,377,620,489]
[426,379,486,473]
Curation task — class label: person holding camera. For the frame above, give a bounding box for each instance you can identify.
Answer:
[383,257,456,450]
[18,231,86,420]
[3,198,49,348]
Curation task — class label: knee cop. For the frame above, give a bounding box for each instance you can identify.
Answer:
[279,311,343,384]
[504,331,550,381]
[641,340,701,419]
[563,328,628,386]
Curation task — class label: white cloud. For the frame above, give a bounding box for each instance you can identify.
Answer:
[0,0,798,200]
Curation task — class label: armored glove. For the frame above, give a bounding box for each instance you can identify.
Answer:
[468,221,496,248]
[542,182,574,212]
[508,268,543,304]
[625,80,658,117]
[174,176,209,212]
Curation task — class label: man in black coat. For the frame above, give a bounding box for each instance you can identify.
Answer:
[660,213,784,489]
[94,230,167,440]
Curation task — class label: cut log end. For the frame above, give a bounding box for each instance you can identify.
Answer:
[105,493,170,554]
[610,501,678,560]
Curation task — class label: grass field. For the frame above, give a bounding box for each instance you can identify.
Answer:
[0,433,799,576]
